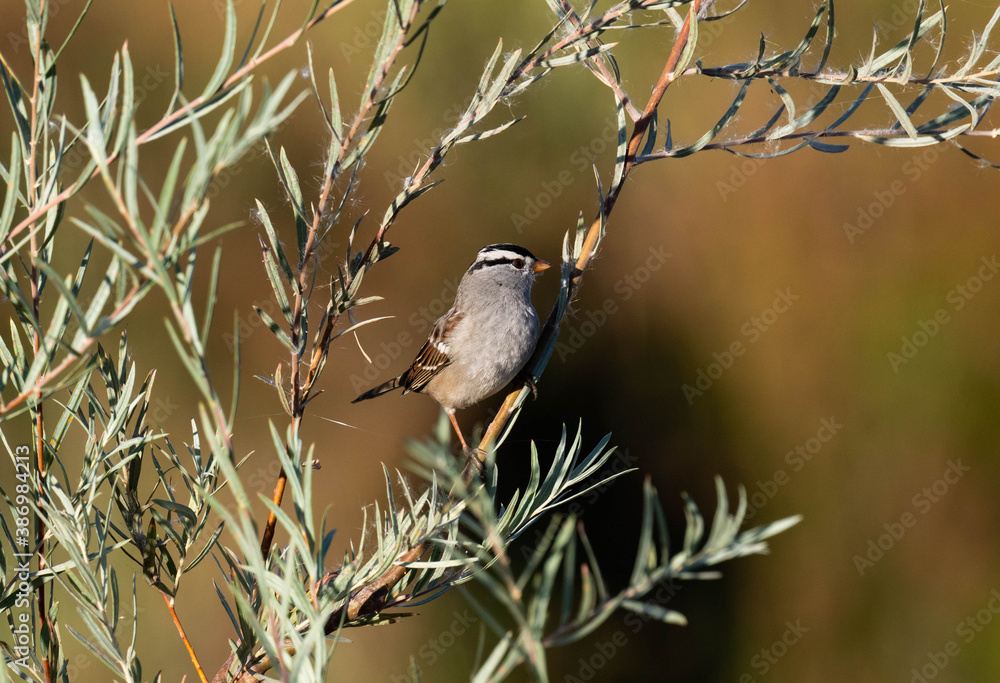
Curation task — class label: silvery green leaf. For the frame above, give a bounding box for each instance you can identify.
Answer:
[203,0,237,97]
[539,43,616,69]
[621,600,688,625]
[877,84,919,138]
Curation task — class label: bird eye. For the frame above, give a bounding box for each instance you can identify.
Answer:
[512,258,525,269]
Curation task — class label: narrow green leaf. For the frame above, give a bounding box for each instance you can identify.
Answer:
[816,0,835,73]
[152,138,187,247]
[254,305,295,351]
[539,43,617,69]
[328,66,343,140]
[168,2,184,113]
[1,56,33,153]
[809,140,848,153]
[766,77,796,130]
[200,245,224,349]
[258,235,293,325]
[672,80,750,157]
[877,84,919,139]
[455,116,525,145]
[114,45,135,158]
[48,0,95,71]
[255,200,296,290]
[611,91,627,192]
[379,180,444,230]
[630,481,656,585]
[680,492,704,556]
[0,133,21,239]
[79,74,107,166]
[621,599,687,625]
[203,0,237,97]
[37,261,88,338]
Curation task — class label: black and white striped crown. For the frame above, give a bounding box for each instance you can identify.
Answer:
[468,243,537,272]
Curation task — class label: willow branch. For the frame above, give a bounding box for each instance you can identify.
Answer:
[637,125,1000,161]
[212,546,426,683]
[4,0,361,247]
[257,0,424,564]
[162,592,209,683]
[24,2,54,679]
[479,0,708,451]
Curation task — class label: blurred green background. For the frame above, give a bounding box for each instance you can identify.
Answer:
[2,1,999,681]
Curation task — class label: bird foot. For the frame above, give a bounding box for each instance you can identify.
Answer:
[515,370,539,400]
[461,448,486,482]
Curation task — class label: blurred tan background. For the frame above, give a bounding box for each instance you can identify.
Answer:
[2,0,999,681]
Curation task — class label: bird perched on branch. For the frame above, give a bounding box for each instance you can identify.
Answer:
[353,243,550,454]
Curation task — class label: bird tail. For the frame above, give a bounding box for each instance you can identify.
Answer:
[352,376,403,403]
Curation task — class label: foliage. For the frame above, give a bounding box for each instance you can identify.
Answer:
[0,0,996,681]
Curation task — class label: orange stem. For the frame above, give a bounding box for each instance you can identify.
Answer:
[162,592,209,683]
[259,469,288,558]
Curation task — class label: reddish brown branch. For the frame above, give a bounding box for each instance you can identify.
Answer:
[162,592,209,683]
[212,546,426,683]
[479,0,705,451]
[256,0,423,565]
[258,469,287,557]
[25,2,54,680]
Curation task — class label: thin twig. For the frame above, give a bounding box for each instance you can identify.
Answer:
[4,0,362,247]
[257,0,425,565]
[0,282,143,416]
[258,472,287,557]
[162,592,210,683]
[479,0,707,451]
[26,2,54,680]
[1,3,359,415]
[696,66,1000,88]
[554,0,641,121]
[636,125,1000,160]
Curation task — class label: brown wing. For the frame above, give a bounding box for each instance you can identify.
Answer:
[401,312,462,393]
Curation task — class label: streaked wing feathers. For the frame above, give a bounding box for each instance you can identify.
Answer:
[401,312,462,393]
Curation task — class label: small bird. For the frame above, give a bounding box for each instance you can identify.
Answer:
[353,243,550,453]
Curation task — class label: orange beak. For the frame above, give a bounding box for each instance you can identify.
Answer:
[533,258,551,273]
